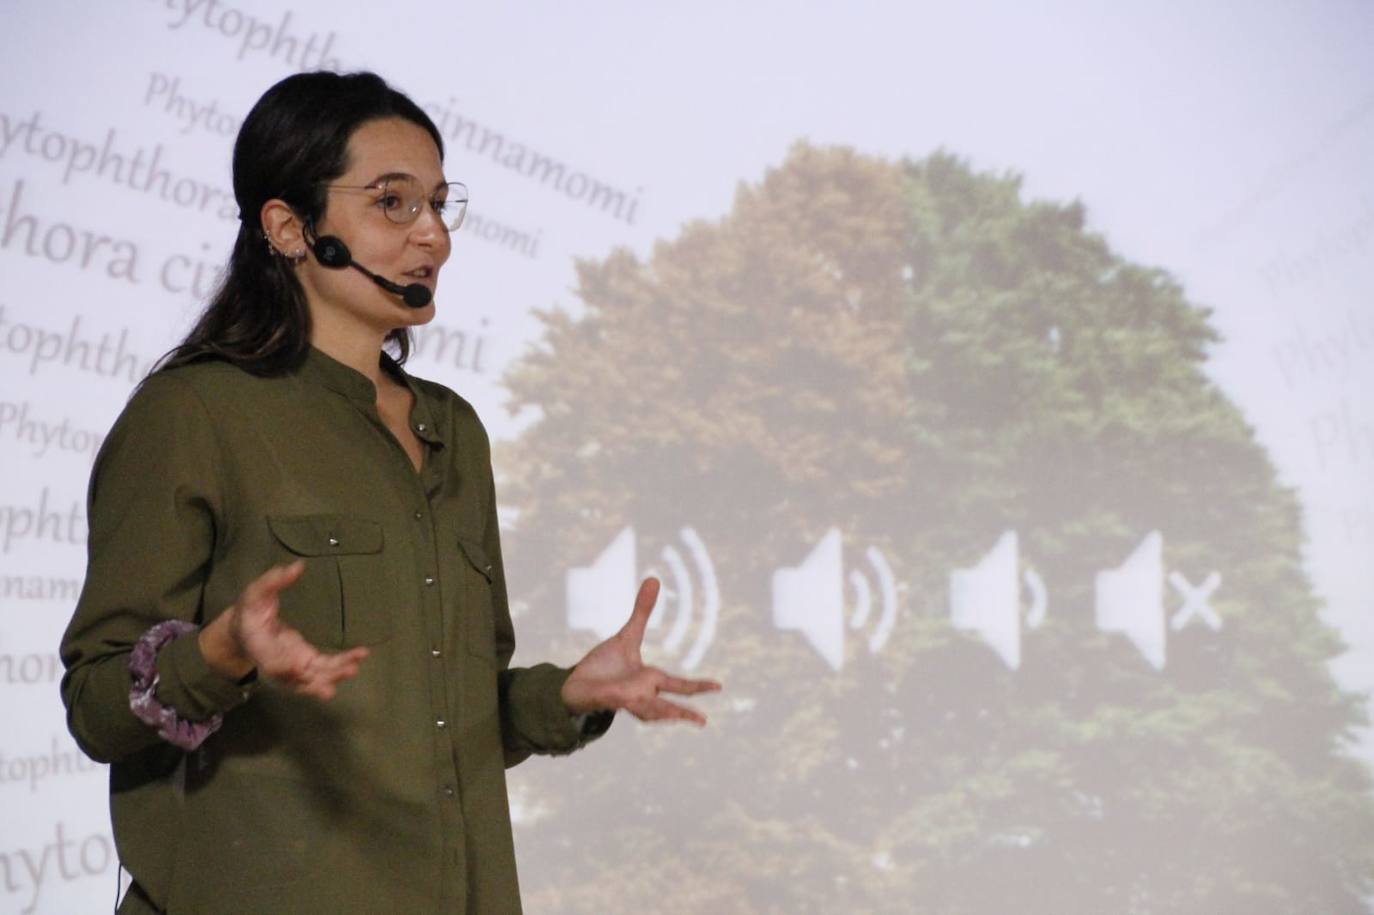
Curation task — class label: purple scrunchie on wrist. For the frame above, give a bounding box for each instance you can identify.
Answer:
[129,619,223,751]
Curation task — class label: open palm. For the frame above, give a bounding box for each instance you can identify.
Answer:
[560,578,721,725]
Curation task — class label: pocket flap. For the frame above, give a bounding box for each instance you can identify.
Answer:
[268,514,384,556]
[457,538,494,582]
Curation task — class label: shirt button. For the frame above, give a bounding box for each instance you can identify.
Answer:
[436,719,447,729]
[424,576,435,586]
[431,648,441,658]
[416,423,427,432]
[414,511,423,520]
[442,786,455,798]
[328,536,339,547]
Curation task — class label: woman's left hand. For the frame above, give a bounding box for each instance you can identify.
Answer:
[560,578,722,726]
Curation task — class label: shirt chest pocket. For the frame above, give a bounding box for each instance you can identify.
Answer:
[267,514,393,648]
[456,537,497,664]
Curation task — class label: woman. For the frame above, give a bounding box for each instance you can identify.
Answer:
[59,70,717,915]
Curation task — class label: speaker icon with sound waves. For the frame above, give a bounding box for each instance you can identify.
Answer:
[565,526,719,670]
[948,530,1048,670]
[771,528,898,671]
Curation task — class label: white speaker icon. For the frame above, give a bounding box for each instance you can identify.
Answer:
[948,530,1048,670]
[771,528,898,671]
[566,526,719,670]
[1094,530,1166,669]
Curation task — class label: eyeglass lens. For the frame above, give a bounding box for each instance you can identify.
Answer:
[378,177,468,231]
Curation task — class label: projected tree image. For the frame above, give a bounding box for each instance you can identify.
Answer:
[497,144,1374,914]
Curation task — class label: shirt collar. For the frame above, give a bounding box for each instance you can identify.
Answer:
[299,345,377,405]
[298,346,446,449]
[392,361,445,448]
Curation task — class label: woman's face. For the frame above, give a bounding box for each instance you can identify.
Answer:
[299,117,452,339]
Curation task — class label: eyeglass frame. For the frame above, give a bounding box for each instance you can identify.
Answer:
[315,176,469,231]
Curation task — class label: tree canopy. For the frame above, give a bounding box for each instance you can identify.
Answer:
[498,143,1374,914]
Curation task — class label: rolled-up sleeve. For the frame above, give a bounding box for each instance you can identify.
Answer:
[59,372,249,764]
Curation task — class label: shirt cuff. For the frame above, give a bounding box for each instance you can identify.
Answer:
[154,630,255,722]
[576,709,615,741]
[508,663,614,754]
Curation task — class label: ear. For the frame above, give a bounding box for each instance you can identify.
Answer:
[260,199,307,258]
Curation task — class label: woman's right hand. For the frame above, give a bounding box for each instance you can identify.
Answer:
[198,560,369,700]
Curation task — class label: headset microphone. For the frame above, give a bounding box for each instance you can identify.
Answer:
[308,234,433,308]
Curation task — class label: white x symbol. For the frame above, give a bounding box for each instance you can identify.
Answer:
[1168,571,1222,631]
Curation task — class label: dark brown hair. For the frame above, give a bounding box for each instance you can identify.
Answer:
[157,71,444,375]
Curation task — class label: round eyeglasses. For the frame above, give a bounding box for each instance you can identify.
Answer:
[321,176,469,231]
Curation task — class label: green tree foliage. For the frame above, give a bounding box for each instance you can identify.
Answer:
[498,143,1374,913]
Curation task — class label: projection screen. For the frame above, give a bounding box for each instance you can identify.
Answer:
[2,2,1373,912]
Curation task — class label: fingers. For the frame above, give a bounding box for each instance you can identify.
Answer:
[317,647,369,685]
[608,667,719,726]
[619,577,660,645]
[236,562,306,631]
[278,646,370,701]
[298,655,367,700]
[629,695,707,727]
[248,612,369,701]
[247,560,306,604]
[657,674,722,696]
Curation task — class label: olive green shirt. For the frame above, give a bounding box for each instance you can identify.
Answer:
[59,347,608,915]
